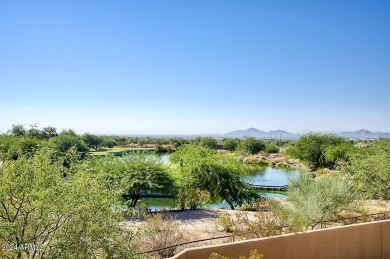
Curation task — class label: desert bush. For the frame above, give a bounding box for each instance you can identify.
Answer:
[239,197,270,212]
[217,213,235,233]
[209,249,264,259]
[284,173,360,230]
[265,143,279,153]
[138,214,186,258]
[238,137,266,155]
[176,188,211,210]
[341,139,390,199]
[216,211,285,240]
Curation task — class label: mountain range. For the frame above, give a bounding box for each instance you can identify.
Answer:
[223,128,390,140]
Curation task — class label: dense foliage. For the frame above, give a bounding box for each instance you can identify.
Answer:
[0,148,138,258]
[89,153,175,207]
[238,137,266,154]
[282,172,359,230]
[342,139,390,199]
[287,133,354,169]
[170,145,258,209]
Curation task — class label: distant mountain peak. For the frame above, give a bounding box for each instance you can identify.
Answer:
[223,128,389,140]
[224,128,297,139]
[245,127,264,133]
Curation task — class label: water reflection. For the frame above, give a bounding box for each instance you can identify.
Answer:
[244,166,300,186]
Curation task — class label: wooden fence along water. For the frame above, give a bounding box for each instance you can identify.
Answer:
[249,184,288,191]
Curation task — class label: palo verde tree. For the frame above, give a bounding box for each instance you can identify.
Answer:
[0,148,138,258]
[341,139,390,199]
[170,145,258,210]
[90,152,175,207]
[281,172,359,230]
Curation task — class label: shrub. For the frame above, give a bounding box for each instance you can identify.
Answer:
[217,213,235,233]
[287,133,353,169]
[176,188,211,210]
[209,250,264,259]
[138,214,186,258]
[238,137,265,154]
[265,143,279,153]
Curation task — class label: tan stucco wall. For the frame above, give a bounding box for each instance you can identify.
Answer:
[171,219,390,259]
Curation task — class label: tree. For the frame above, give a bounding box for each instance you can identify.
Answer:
[90,153,175,207]
[0,148,138,258]
[191,136,218,149]
[41,126,58,139]
[222,138,240,151]
[341,139,390,199]
[176,187,211,210]
[287,133,351,169]
[282,173,359,230]
[26,123,42,139]
[49,133,89,158]
[8,124,26,137]
[100,136,117,148]
[0,136,45,160]
[168,137,189,149]
[238,137,265,154]
[171,145,258,209]
[82,133,103,151]
[265,142,279,153]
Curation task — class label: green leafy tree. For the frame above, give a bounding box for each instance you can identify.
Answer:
[49,133,89,157]
[169,137,189,149]
[265,142,279,153]
[0,136,45,160]
[176,187,211,210]
[191,136,218,149]
[90,153,175,207]
[287,133,351,169]
[40,126,58,139]
[222,138,241,151]
[100,136,117,148]
[342,139,390,199]
[26,123,42,139]
[59,129,78,136]
[82,133,103,151]
[171,145,257,209]
[8,124,26,137]
[0,148,138,258]
[238,137,265,154]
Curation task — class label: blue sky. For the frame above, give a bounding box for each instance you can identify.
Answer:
[1,1,389,134]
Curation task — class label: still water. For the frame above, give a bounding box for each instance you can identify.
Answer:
[244,166,300,186]
[138,155,301,210]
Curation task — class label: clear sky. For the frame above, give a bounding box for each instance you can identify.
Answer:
[1,1,389,134]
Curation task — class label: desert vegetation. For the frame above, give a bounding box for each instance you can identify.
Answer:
[0,124,389,258]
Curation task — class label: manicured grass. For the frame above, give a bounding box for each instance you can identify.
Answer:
[89,147,156,156]
[258,190,287,196]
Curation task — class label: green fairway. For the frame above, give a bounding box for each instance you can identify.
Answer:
[89,147,156,156]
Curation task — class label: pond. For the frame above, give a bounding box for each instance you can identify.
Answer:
[138,156,301,210]
[244,166,300,186]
